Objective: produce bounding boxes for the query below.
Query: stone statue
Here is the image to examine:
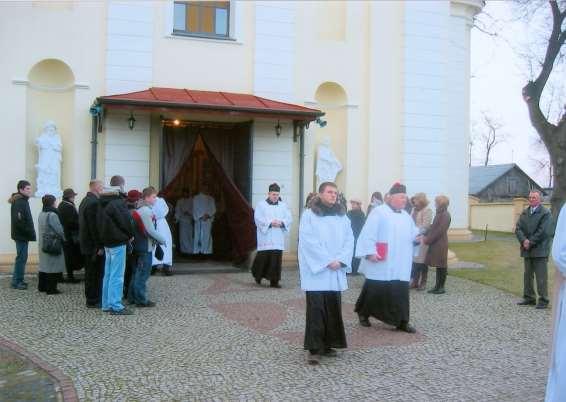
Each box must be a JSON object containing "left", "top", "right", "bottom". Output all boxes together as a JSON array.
[
  {"left": 316, "top": 137, "right": 342, "bottom": 185},
  {"left": 35, "top": 121, "right": 62, "bottom": 198}
]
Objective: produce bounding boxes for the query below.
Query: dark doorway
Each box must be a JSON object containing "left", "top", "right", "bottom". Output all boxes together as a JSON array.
[{"left": 160, "top": 122, "right": 256, "bottom": 264}]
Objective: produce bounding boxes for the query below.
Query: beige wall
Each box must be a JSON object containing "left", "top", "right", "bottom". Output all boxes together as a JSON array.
[
  {"left": 469, "top": 197, "right": 551, "bottom": 233},
  {"left": 0, "top": 2, "right": 106, "bottom": 261}
]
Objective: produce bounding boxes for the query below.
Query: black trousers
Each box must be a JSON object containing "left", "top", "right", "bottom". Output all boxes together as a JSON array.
[
  {"left": 84, "top": 253, "right": 105, "bottom": 306},
  {"left": 38, "top": 272, "right": 59, "bottom": 294}
]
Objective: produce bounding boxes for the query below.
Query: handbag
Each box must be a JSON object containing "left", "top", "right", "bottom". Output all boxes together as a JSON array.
[
  {"left": 155, "top": 243, "right": 164, "bottom": 261},
  {"left": 42, "top": 213, "right": 62, "bottom": 255}
]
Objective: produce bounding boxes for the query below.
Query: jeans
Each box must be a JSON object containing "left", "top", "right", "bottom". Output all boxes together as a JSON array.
[
  {"left": 102, "top": 245, "right": 126, "bottom": 312},
  {"left": 128, "top": 252, "right": 152, "bottom": 305},
  {"left": 12, "top": 240, "right": 29, "bottom": 286}
]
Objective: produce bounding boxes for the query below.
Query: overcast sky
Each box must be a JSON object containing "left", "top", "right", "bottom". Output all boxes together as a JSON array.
[{"left": 470, "top": 0, "right": 560, "bottom": 187}]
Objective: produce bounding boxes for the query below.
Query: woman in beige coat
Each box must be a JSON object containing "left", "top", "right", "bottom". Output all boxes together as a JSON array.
[{"left": 410, "top": 193, "right": 433, "bottom": 290}]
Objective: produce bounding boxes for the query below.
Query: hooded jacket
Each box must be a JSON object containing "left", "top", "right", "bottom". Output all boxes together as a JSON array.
[
  {"left": 9, "top": 192, "right": 36, "bottom": 242},
  {"left": 98, "top": 190, "right": 134, "bottom": 248}
]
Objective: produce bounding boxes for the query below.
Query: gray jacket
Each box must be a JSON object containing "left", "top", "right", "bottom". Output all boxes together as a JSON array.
[
  {"left": 137, "top": 205, "right": 166, "bottom": 253},
  {"left": 515, "top": 205, "right": 552, "bottom": 258},
  {"left": 37, "top": 211, "right": 66, "bottom": 273}
]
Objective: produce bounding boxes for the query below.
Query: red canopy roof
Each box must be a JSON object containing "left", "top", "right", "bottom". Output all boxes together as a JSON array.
[{"left": 97, "top": 87, "right": 323, "bottom": 121}]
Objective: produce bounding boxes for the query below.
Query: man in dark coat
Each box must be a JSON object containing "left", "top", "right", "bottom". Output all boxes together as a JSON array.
[
  {"left": 58, "top": 188, "right": 83, "bottom": 283},
  {"left": 424, "top": 196, "right": 451, "bottom": 294},
  {"left": 347, "top": 198, "right": 366, "bottom": 275},
  {"left": 98, "top": 175, "right": 135, "bottom": 315},
  {"left": 9, "top": 180, "right": 36, "bottom": 290},
  {"left": 79, "top": 180, "right": 104, "bottom": 307},
  {"left": 515, "top": 190, "right": 552, "bottom": 309}
]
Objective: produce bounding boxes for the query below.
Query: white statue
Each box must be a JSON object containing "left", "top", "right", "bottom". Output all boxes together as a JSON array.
[
  {"left": 316, "top": 137, "right": 342, "bottom": 185},
  {"left": 35, "top": 121, "right": 62, "bottom": 198}
]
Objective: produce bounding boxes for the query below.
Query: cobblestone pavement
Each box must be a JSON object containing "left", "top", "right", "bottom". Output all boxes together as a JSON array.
[
  {"left": 0, "top": 268, "right": 551, "bottom": 401},
  {"left": 0, "top": 345, "right": 60, "bottom": 401}
]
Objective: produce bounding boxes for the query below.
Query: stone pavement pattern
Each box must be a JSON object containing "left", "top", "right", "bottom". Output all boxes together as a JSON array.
[
  {"left": 0, "top": 269, "right": 551, "bottom": 401},
  {"left": 0, "top": 346, "right": 60, "bottom": 401}
]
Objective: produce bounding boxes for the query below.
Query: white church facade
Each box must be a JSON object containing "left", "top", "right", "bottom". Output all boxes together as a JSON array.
[{"left": 0, "top": 0, "right": 483, "bottom": 262}]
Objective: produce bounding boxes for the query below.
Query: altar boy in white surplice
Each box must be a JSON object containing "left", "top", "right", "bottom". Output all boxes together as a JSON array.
[
  {"left": 192, "top": 187, "right": 216, "bottom": 255},
  {"left": 251, "top": 183, "right": 292, "bottom": 288},
  {"left": 545, "top": 204, "right": 566, "bottom": 402},
  {"left": 299, "top": 182, "right": 354, "bottom": 366}
]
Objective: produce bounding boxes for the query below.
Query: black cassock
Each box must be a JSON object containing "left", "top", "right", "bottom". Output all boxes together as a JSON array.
[
  {"left": 304, "top": 291, "right": 347, "bottom": 352},
  {"left": 251, "top": 250, "right": 283, "bottom": 283},
  {"left": 354, "top": 279, "right": 410, "bottom": 327}
]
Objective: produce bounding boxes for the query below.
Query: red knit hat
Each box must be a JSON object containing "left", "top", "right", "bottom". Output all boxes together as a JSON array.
[{"left": 127, "top": 189, "right": 142, "bottom": 203}]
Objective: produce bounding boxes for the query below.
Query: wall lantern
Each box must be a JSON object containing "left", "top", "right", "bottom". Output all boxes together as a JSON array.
[
  {"left": 173, "top": 119, "right": 180, "bottom": 126},
  {"left": 316, "top": 117, "right": 327, "bottom": 128},
  {"left": 128, "top": 113, "right": 136, "bottom": 130},
  {"left": 275, "top": 120, "right": 282, "bottom": 137}
]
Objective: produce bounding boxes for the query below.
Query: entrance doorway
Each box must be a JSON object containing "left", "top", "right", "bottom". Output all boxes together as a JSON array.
[{"left": 160, "top": 121, "right": 256, "bottom": 265}]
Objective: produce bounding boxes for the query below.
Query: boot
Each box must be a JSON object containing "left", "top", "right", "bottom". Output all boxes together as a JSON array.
[
  {"left": 427, "top": 269, "right": 440, "bottom": 294},
  {"left": 431, "top": 268, "right": 447, "bottom": 294},
  {"left": 417, "top": 266, "right": 428, "bottom": 291}
]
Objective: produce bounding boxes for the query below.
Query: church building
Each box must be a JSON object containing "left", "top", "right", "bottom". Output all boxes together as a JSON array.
[{"left": 0, "top": 0, "right": 483, "bottom": 263}]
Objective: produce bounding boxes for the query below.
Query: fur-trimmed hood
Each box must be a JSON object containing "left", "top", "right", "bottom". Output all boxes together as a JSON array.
[
  {"left": 307, "top": 195, "right": 347, "bottom": 217},
  {"left": 8, "top": 192, "right": 25, "bottom": 204}
]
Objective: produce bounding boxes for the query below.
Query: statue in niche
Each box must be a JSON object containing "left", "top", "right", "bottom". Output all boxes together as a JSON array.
[
  {"left": 316, "top": 136, "right": 342, "bottom": 186},
  {"left": 35, "top": 120, "right": 62, "bottom": 198}
]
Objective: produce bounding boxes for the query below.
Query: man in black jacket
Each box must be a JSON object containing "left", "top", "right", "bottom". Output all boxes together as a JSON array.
[
  {"left": 58, "top": 188, "right": 82, "bottom": 283},
  {"left": 515, "top": 190, "right": 552, "bottom": 309},
  {"left": 98, "top": 175, "right": 135, "bottom": 315},
  {"left": 79, "top": 180, "right": 104, "bottom": 307},
  {"left": 9, "top": 180, "right": 36, "bottom": 290}
]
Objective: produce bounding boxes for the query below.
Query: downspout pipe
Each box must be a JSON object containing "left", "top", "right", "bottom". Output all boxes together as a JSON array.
[
  {"left": 89, "top": 104, "right": 102, "bottom": 180},
  {"left": 298, "top": 123, "right": 305, "bottom": 217}
]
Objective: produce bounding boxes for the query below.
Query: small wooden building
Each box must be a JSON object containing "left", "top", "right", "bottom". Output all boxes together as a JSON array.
[{"left": 469, "top": 164, "right": 545, "bottom": 202}]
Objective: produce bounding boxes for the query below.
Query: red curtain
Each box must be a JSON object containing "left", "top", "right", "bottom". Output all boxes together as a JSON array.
[{"left": 161, "top": 134, "right": 256, "bottom": 260}]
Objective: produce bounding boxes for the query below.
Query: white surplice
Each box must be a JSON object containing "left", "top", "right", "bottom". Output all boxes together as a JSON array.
[
  {"left": 152, "top": 197, "right": 173, "bottom": 266},
  {"left": 298, "top": 209, "right": 354, "bottom": 291},
  {"left": 546, "top": 204, "right": 566, "bottom": 402},
  {"left": 255, "top": 200, "right": 292, "bottom": 251},
  {"left": 175, "top": 197, "right": 194, "bottom": 254},
  {"left": 192, "top": 193, "right": 216, "bottom": 254},
  {"left": 355, "top": 204, "right": 420, "bottom": 282}
]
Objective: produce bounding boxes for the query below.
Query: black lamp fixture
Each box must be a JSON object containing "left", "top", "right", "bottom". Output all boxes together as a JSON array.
[
  {"left": 316, "top": 117, "right": 327, "bottom": 128},
  {"left": 128, "top": 112, "right": 136, "bottom": 130},
  {"left": 275, "top": 120, "right": 282, "bottom": 137}
]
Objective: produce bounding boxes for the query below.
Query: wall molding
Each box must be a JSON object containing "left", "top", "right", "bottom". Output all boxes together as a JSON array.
[{"left": 12, "top": 79, "right": 89, "bottom": 92}]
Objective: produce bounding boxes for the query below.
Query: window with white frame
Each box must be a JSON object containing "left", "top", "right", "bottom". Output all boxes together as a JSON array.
[{"left": 173, "top": 1, "right": 230, "bottom": 39}]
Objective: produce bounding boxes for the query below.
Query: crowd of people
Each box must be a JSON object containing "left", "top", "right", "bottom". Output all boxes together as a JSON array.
[{"left": 9, "top": 177, "right": 171, "bottom": 315}]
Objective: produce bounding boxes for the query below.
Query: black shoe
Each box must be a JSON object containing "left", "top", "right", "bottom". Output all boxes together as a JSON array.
[
  {"left": 427, "top": 287, "right": 439, "bottom": 294},
  {"left": 307, "top": 353, "right": 321, "bottom": 365},
  {"left": 86, "top": 303, "right": 101, "bottom": 309},
  {"left": 430, "top": 288, "right": 446, "bottom": 295},
  {"left": 536, "top": 302, "right": 549, "bottom": 310},
  {"left": 324, "top": 348, "right": 338, "bottom": 357},
  {"left": 164, "top": 268, "right": 173, "bottom": 276},
  {"left": 270, "top": 283, "right": 281, "bottom": 288},
  {"left": 359, "top": 315, "right": 371, "bottom": 327},
  {"left": 46, "top": 290, "right": 62, "bottom": 295},
  {"left": 110, "top": 308, "right": 134, "bottom": 315},
  {"left": 11, "top": 283, "right": 27, "bottom": 290},
  {"left": 136, "top": 301, "right": 156, "bottom": 308},
  {"left": 517, "top": 299, "right": 536, "bottom": 306},
  {"left": 397, "top": 323, "right": 416, "bottom": 333}
]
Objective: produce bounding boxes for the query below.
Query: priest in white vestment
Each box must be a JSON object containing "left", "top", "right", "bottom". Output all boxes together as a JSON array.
[
  {"left": 545, "top": 204, "right": 566, "bottom": 402},
  {"left": 252, "top": 183, "right": 292, "bottom": 288},
  {"left": 152, "top": 197, "right": 174, "bottom": 275},
  {"left": 299, "top": 182, "right": 354, "bottom": 365},
  {"left": 192, "top": 190, "right": 216, "bottom": 254},
  {"left": 355, "top": 182, "right": 420, "bottom": 333},
  {"left": 175, "top": 193, "right": 194, "bottom": 255}
]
